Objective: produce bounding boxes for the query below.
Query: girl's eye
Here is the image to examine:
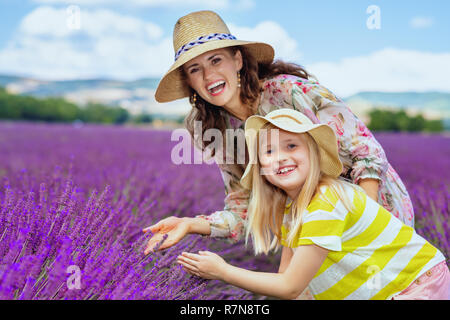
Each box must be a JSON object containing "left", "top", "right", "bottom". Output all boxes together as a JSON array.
[
  {"left": 266, "top": 149, "right": 272, "bottom": 155},
  {"left": 288, "top": 144, "right": 296, "bottom": 149},
  {"left": 189, "top": 68, "right": 199, "bottom": 74},
  {"left": 212, "top": 58, "right": 221, "bottom": 64}
]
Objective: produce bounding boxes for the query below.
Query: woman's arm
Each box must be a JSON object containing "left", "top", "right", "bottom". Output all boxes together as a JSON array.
[
  {"left": 194, "top": 161, "right": 251, "bottom": 243},
  {"left": 358, "top": 178, "right": 380, "bottom": 202},
  {"left": 315, "top": 103, "right": 387, "bottom": 193},
  {"left": 186, "top": 217, "right": 211, "bottom": 235},
  {"left": 317, "top": 101, "right": 386, "bottom": 196}
]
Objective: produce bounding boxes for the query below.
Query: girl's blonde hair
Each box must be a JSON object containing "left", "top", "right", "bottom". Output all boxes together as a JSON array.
[{"left": 244, "top": 122, "right": 364, "bottom": 255}]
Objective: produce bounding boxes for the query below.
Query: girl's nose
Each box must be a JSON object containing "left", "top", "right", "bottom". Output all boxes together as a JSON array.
[{"left": 276, "top": 150, "right": 289, "bottom": 163}]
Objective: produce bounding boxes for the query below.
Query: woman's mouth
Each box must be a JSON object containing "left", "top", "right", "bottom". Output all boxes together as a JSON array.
[
  {"left": 207, "top": 80, "right": 226, "bottom": 96},
  {"left": 276, "top": 166, "right": 297, "bottom": 176}
]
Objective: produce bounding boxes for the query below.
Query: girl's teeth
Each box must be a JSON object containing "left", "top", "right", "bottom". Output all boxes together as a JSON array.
[{"left": 278, "top": 167, "right": 295, "bottom": 174}]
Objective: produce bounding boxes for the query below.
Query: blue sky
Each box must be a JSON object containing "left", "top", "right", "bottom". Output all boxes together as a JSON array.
[{"left": 0, "top": 0, "right": 449, "bottom": 96}]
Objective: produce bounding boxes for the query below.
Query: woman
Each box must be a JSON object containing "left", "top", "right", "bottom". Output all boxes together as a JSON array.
[{"left": 143, "top": 10, "right": 414, "bottom": 255}]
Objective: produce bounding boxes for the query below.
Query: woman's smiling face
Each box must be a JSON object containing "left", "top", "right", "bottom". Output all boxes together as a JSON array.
[
  {"left": 258, "top": 129, "right": 310, "bottom": 198},
  {"left": 182, "top": 48, "right": 242, "bottom": 107}
]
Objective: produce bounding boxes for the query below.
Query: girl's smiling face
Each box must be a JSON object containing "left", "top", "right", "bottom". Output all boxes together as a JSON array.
[
  {"left": 258, "top": 128, "right": 310, "bottom": 199},
  {"left": 182, "top": 48, "right": 242, "bottom": 107}
]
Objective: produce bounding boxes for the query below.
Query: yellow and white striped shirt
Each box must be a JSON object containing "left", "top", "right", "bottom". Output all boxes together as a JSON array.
[{"left": 281, "top": 183, "right": 446, "bottom": 300}]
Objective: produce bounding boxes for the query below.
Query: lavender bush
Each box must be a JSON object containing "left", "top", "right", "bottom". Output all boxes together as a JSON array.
[
  {"left": 375, "top": 132, "right": 449, "bottom": 259},
  {"left": 0, "top": 122, "right": 448, "bottom": 300},
  {"left": 0, "top": 121, "right": 277, "bottom": 300}
]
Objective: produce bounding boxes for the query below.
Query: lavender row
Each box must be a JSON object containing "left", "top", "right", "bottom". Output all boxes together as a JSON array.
[{"left": 0, "top": 122, "right": 448, "bottom": 299}]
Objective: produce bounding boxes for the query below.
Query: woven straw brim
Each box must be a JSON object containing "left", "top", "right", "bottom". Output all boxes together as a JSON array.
[
  {"left": 240, "top": 116, "right": 343, "bottom": 190},
  {"left": 155, "top": 40, "right": 274, "bottom": 103}
]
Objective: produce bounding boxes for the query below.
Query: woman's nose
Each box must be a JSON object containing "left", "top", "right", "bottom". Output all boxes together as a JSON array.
[{"left": 203, "top": 66, "right": 214, "bottom": 81}]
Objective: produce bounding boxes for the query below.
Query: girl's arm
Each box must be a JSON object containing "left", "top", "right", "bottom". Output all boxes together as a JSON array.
[
  {"left": 178, "top": 244, "right": 328, "bottom": 300},
  {"left": 278, "top": 246, "right": 314, "bottom": 300},
  {"left": 224, "top": 244, "right": 327, "bottom": 300},
  {"left": 278, "top": 245, "right": 293, "bottom": 273}
]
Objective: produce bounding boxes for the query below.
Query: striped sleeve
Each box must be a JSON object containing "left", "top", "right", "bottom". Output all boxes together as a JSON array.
[
  {"left": 297, "top": 188, "right": 349, "bottom": 251},
  {"left": 298, "top": 212, "right": 346, "bottom": 251}
]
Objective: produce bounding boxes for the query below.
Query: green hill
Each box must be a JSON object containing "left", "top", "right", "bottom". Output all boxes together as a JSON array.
[{"left": 345, "top": 91, "right": 450, "bottom": 111}]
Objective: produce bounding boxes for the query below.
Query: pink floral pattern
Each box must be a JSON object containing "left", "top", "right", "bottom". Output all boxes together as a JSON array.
[
  {"left": 196, "top": 74, "right": 415, "bottom": 244},
  {"left": 327, "top": 114, "right": 345, "bottom": 137},
  {"left": 357, "top": 121, "right": 373, "bottom": 138}
]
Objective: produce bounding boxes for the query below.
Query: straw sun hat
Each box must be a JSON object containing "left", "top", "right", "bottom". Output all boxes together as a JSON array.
[
  {"left": 240, "top": 108, "right": 343, "bottom": 190},
  {"left": 155, "top": 10, "right": 275, "bottom": 103}
]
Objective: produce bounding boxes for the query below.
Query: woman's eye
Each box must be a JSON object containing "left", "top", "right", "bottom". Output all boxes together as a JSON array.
[
  {"left": 288, "top": 144, "right": 296, "bottom": 149},
  {"left": 266, "top": 149, "right": 272, "bottom": 154},
  {"left": 189, "top": 68, "right": 198, "bottom": 74},
  {"left": 212, "top": 58, "right": 221, "bottom": 64}
]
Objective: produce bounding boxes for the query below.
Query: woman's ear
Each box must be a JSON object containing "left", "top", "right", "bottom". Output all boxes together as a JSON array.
[
  {"left": 181, "top": 66, "right": 192, "bottom": 87},
  {"left": 234, "top": 49, "right": 243, "bottom": 72}
]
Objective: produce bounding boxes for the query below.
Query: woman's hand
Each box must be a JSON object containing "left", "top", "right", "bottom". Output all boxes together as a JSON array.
[
  {"left": 142, "top": 216, "right": 190, "bottom": 255},
  {"left": 358, "top": 178, "right": 380, "bottom": 202},
  {"left": 177, "top": 251, "right": 228, "bottom": 281}
]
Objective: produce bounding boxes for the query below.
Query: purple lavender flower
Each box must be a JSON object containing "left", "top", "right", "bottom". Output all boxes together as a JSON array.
[{"left": 0, "top": 122, "right": 447, "bottom": 300}]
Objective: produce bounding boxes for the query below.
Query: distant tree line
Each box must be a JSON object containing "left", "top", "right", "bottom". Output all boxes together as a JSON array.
[
  {"left": 132, "top": 113, "right": 185, "bottom": 125},
  {"left": 0, "top": 87, "right": 129, "bottom": 124},
  {"left": 1, "top": 87, "right": 443, "bottom": 131},
  {"left": 368, "top": 109, "right": 443, "bottom": 132},
  {"left": 0, "top": 87, "right": 187, "bottom": 125}
]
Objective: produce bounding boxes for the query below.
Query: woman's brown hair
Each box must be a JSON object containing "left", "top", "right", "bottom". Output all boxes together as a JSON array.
[{"left": 183, "top": 46, "right": 310, "bottom": 163}]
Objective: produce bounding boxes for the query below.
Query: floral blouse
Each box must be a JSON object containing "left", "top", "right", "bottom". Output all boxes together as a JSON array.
[{"left": 195, "top": 74, "right": 415, "bottom": 244}]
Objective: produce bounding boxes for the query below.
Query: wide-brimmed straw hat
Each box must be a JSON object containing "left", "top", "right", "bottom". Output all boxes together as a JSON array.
[
  {"left": 155, "top": 10, "right": 275, "bottom": 103},
  {"left": 240, "top": 108, "right": 343, "bottom": 190}
]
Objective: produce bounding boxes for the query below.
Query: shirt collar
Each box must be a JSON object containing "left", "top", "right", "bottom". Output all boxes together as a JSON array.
[{"left": 285, "top": 196, "right": 293, "bottom": 210}]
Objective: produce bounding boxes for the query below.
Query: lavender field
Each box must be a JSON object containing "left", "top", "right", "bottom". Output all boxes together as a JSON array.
[{"left": 0, "top": 121, "right": 448, "bottom": 300}]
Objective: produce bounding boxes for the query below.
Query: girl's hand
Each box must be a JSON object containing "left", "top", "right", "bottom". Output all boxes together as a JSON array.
[
  {"left": 142, "top": 216, "right": 190, "bottom": 255},
  {"left": 177, "top": 251, "right": 228, "bottom": 280}
]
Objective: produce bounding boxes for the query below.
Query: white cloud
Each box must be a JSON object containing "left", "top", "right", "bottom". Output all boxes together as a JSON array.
[
  {"left": 31, "top": 0, "right": 236, "bottom": 9},
  {"left": 0, "top": 6, "right": 172, "bottom": 80},
  {"left": 0, "top": 7, "right": 298, "bottom": 81},
  {"left": 235, "top": 0, "right": 255, "bottom": 10},
  {"left": 306, "top": 48, "right": 450, "bottom": 97},
  {"left": 409, "top": 16, "right": 434, "bottom": 29},
  {"left": 19, "top": 6, "right": 163, "bottom": 39},
  {"left": 228, "top": 21, "right": 302, "bottom": 62}
]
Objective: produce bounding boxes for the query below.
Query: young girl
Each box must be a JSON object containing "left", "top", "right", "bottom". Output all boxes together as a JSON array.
[{"left": 176, "top": 108, "right": 449, "bottom": 300}]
